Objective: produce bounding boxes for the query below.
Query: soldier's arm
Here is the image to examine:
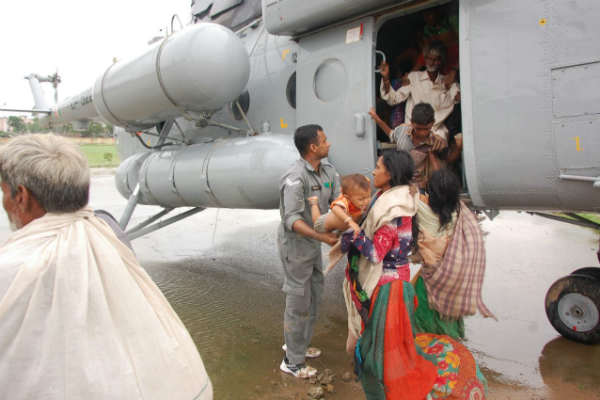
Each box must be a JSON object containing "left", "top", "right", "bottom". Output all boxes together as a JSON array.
[
  {"left": 281, "top": 175, "right": 305, "bottom": 232},
  {"left": 282, "top": 175, "right": 336, "bottom": 245},
  {"left": 330, "top": 171, "right": 342, "bottom": 203},
  {"left": 292, "top": 220, "right": 337, "bottom": 246}
]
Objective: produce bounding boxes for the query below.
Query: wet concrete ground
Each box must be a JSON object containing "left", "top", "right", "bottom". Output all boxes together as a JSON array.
[{"left": 1, "top": 171, "right": 599, "bottom": 399}]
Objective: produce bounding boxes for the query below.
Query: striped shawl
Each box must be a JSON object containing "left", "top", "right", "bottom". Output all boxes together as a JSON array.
[{"left": 422, "top": 201, "right": 495, "bottom": 319}]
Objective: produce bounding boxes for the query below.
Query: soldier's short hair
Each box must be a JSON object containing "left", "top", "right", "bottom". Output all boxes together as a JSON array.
[{"left": 294, "top": 124, "right": 323, "bottom": 156}]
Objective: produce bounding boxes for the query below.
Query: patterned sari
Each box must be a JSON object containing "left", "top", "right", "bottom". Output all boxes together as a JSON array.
[
  {"left": 343, "top": 189, "right": 487, "bottom": 399},
  {"left": 356, "top": 280, "right": 488, "bottom": 400}
]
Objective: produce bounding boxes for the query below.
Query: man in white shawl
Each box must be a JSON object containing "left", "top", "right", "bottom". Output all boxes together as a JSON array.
[{"left": 0, "top": 134, "right": 212, "bottom": 400}]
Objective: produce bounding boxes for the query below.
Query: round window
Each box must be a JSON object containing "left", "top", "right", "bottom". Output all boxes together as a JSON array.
[{"left": 286, "top": 72, "right": 296, "bottom": 109}]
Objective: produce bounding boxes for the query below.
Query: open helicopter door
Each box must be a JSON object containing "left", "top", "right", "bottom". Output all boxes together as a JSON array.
[{"left": 296, "top": 18, "right": 377, "bottom": 177}]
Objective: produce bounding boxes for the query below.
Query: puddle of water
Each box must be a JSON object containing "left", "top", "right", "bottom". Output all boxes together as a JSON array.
[
  {"left": 143, "top": 254, "right": 357, "bottom": 400},
  {"left": 539, "top": 337, "right": 600, "bottom": 392}
]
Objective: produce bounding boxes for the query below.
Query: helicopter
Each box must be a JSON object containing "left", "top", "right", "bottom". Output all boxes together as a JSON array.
[{"left": 3, "top": 0, "right": 600, "bottom": 344}]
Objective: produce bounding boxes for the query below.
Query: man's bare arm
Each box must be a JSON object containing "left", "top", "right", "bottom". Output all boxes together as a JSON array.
[
  {"left": 428, "top": 150, "right": 443, "bottom": 172},
  {"left": 368, "top": 108, "right": 392, "bottom": 136},
  {"left": 380, "top": 62, "right": 391, "bottom": 93},
  {"left": 446, "top": 134, "right": 463, "bottom": 164}
]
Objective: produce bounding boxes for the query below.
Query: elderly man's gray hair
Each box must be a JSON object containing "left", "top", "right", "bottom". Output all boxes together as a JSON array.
[{"left": 0, "top": 134, "right": 90, "bottom": 212}]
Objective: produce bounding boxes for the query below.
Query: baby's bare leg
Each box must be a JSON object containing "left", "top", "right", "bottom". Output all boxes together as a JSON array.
[{"left": 323, "top": 212, "right": 349, "bottom": 232}]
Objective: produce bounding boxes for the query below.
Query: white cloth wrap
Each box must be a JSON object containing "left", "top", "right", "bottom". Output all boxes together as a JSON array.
[
  {"left": 0, "top": 208, "right": 212, "bottom": 400},
  {"left": 343, "top": 186, "right": 418, "bottom": 339}
]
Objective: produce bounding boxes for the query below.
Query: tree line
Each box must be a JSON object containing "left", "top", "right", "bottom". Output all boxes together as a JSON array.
[{"left": 2, "top": 116, "right": 113, "bottom": 138}]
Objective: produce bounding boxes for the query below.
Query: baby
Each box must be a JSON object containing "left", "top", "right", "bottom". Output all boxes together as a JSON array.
[{"left": 309, "top": 174, "right": 371, "bottom": 236}]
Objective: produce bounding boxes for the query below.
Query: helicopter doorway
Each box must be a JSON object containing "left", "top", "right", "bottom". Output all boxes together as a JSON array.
[{"left": 374, "top": 1, "right": 464, "bottom": 182}]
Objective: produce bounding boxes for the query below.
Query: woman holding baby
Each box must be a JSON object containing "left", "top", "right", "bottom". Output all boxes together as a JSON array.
[{"left": 340, "top": 150, "right": 488, "bottom": 400}]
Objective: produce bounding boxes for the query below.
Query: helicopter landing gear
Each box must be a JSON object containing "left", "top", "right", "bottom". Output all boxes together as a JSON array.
[{"left": 545, "top": 268, "right": 600, "bottom": 344}]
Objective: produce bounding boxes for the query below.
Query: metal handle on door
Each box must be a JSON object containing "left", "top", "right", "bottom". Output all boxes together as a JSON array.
[
  {"left": 354, "top": 113, "right": 366, "bottom": 138},
  {"left": 559, "top": 174, "right": 600, "bottom": 188}
]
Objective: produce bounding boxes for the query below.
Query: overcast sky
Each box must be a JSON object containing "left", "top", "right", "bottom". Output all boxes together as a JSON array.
[{"left": 1, "top": 0, "right": 190, "bottom": 115}]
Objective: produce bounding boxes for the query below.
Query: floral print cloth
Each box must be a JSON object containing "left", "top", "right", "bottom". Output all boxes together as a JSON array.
[
  {"left": 416, "top": 333, "right": 488, "bottom": 399},
  {"left": 341, "top": 216, "right": 413, "bottom": 284}
]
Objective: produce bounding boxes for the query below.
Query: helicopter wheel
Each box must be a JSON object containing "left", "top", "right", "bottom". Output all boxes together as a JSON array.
[
  {"left": 570, "top": 267, "right": 600, "bottom": 281},
  {"left": 545, "top": 274, "right": 600, "bottom": 344}
]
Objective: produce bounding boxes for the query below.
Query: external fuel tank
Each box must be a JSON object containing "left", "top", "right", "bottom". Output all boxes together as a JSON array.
[
  {"left": 115, "top": 134, "right": 298, "bottom": 209},
  {"left": 54, "top": 22, "right": 250, "bottom": 130}
]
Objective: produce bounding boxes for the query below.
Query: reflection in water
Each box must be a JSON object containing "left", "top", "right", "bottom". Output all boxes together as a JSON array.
[
  {"left": 144, "top": 259, "right": 286, "bottom": 400},
  {"left": 539, "top": 337, "right": 600, "bottom": 392},
  {"left": 142, "top": 256, "right": 351, "bottom": 400}
]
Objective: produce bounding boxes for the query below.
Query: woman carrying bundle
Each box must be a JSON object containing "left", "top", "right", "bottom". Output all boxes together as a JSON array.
[
  {"left": 412, "top": 169, "right": 494, "bottom": 339},
  {"left": 341, "top": 154, "right": 488, "bottom": 400}
]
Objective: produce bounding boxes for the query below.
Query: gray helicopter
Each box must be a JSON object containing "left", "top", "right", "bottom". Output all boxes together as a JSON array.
[{"left": 7, "top": 0, "right": 600, "bottom": 344}]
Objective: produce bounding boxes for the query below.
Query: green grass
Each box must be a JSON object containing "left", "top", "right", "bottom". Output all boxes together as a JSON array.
[
  {"left": 578, "top": 213, "right": 600, "bottom": 225},
  {"left": 556, "top": 212, "right": 600, "bottom": 231},
  {"left": 79, "top": 144, "right": 120, "bottom": 168}
]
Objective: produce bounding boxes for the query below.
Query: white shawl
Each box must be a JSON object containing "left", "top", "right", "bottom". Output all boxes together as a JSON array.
[
  {"left": 343, "top": 186, "right": 418, "bottom": 338},
  {"left": 0, "top": 208, "right": 212, "bottom": 400}
]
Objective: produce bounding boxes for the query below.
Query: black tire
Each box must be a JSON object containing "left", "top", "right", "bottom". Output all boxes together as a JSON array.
[
  {"left": 545, "top": 275, "right": 600, "bottom": 344},
  {"left": 571, "top": 267, "right": 600, "bottom": 281}
]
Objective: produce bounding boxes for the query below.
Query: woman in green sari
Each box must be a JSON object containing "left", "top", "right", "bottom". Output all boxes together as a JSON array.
[{"left": 412, "top": 169, "right": 464, "bottom": 339}]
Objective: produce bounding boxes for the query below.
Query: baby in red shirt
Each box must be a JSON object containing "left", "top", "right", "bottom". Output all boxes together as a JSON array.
[{"left": 308, "top": 174, "right": 371, "bottom": 236}]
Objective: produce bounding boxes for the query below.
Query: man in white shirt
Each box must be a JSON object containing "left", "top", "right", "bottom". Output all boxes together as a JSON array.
[{"left": 380, "top": 41, "right": 460, "bottom": 141}]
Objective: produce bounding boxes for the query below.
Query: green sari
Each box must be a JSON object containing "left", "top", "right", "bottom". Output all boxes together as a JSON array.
[
  {"left": 414, "top": 276, "right": 465, "bottom": 340},
  {"left": 414, "top": 199, "right": 464, "bottom": 339}
]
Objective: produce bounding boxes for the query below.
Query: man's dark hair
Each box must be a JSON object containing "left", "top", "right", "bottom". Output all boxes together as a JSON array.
[
  {"left": 412, "top": 102, "right": 435, "bottom": 125},
  {"left": 381, "top": 150, "right": 414, "bottom": 187},
  {"left": 294, "top": 124, "right": 322, "bottom": 156},
  {"left": 427, "top": 168, "right": 461, "bottom": 229}
]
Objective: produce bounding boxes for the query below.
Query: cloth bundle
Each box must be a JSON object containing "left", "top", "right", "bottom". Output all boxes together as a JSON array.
[
  {"left": 422, "top": 202, "right": 495, "bottom": 319},
  {"left": 0, "top": 208, "right": 212, "bottom": 400}
]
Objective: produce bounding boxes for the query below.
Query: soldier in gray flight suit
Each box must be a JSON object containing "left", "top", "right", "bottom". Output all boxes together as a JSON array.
[{"left": 278, "top": 124, "right": 340, "bottom": 378}]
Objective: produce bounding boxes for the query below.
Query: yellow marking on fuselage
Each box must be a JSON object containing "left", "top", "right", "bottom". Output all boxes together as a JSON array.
[
  {"left": 281, "top": 49, "right": 290, "bottom": 61},
  {"left": 574, "top": 136, "right": 582, "bottom": 152},
  {"left": 280, "top": 118, "right": 288, "bottom": 129}
]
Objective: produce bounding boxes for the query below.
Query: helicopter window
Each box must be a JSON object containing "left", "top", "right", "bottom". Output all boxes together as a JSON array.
[
  {"left": 231, "top": 90, "right": 250, "bottom": 120},
  {"left": 286, "top": 72, "right": 296, "bottom": 109}
]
